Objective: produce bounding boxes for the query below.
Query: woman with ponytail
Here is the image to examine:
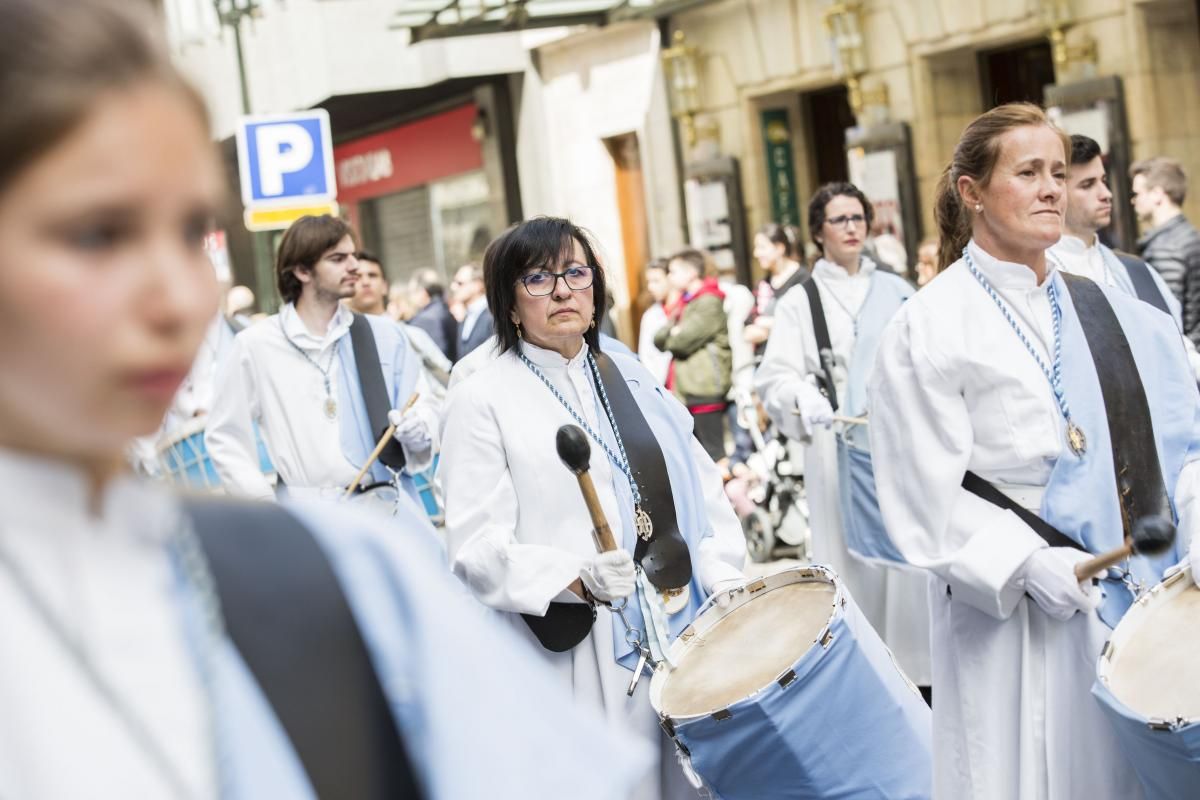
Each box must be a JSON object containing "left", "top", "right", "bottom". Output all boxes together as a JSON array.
[{"left": 867, "top": 102, "right": 1200, "bottom": 798}]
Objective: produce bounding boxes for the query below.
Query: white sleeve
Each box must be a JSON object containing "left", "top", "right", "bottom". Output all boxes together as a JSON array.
[
  {"left": 868, "top": 314, "right": 1046, "bottom": 619},
  {"left": 205, "top": 337, "right": 275, "bottom": 501},
  {"left": 440, "top": 384, "right": 589, "bottom": 615},
  {"left": 753, "top": 293, "right": 827, "bottom": 442}
]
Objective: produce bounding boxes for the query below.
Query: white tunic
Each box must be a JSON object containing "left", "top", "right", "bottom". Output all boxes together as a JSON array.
[
  {"left": 754, "top": 258, "right": 932, "bottom": 685},
  {"left": 206, "top": 304, "right": 437, "bottom": 500},
  {"left": 1049, "top": 234, "right": 1200, "bottom": 377},
  {"left": 440, "top": 341, "right": 746, "bottom": 800},
  {"left": 868, "top": 240, "right": 1200, "bottom": 799},
  {"left": 0, "top": 451, "right": 212, "bottom": 800},
  {"left": 637, "top": 304, "right": 671, "bottom": 386}
]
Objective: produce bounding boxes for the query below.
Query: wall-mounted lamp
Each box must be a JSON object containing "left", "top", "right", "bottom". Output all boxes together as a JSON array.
[
  {"left": 662, "top": 30, "right": 702, "bottom": 149},
  {"left": 1040, "top": 0, "right": 1097, "bottom": 73},
  {"left": 823, "top": 0, "right": 888, "bottom": 120}
]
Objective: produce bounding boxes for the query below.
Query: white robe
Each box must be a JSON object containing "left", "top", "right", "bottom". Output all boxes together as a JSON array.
[
  {"left": 0, "top": 448, "right": 649, "bottom": 799},
  {"left": 754, "top": 258, "right": 932, "bottom": 685},
  {"left": 868, "top": 240, "right": 1200, "bottom": 799},
  {"left": 1049, "top": 235, "right": 1200, "bottom": 377},
  {"left": 439, "top": 341, "right": 746, "bottom": 800},
  {"left": 637, "top": 304, "right": 672, "bottom": 386},
  {"left": 206, "top": 304, "right": 438, "bottom": 500}
]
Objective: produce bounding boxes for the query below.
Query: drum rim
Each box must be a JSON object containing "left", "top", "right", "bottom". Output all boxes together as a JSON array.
[
  {"left": 649, "top": 565, "right": 841, "bottom": 722},
  {"left": 1097, "top": 566, "right": 1196, "bottom": 729}
]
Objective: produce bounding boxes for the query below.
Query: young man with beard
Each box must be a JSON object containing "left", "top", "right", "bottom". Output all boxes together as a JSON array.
[{"left": 207, "top": 215, "right": 440, "bottom": 502}]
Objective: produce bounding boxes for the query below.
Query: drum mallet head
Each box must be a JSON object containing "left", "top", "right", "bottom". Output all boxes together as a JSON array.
[
  {"left": 556, "top": 424, "right": 592, "bottom": 475},
  {"left": 1130, "top": 515, "right": 1175, "bottom": 557}
]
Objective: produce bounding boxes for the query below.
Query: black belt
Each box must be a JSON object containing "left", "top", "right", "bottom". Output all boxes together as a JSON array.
[
  {"left": 188, "top": 499, "right": 423, "bottom": 800},
  {"left": 592, "top": 351, "right": 692, "bottom": 591}
]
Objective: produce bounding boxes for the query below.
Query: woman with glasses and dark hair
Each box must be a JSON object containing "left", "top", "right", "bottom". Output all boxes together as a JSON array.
[
  {"left": 440, "top": 217, "right": 747, "bottom": 800},
  {"left": 754, "top": 182, "right": 932, "bottom": 691}
]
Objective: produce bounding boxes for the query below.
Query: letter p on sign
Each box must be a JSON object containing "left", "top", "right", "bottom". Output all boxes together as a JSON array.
[{"left": 236, "top": 110, "right": 336, "bottom": 208}]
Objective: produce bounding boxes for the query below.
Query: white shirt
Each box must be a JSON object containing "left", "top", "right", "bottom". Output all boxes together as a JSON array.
[
  {"left": 0, "top": 451, "right": 212, "bottom": 800},
  {"left": 636, "top": 304, "right": 671, "bottom": 385},
  {"left": 460, "top": 295, "right": 489, "bottom": 341},
  {"left": 755, "top": 257, "right": 876, "bottom": 441},
  {"left": 207, "top": 304, "right": 359, "bottom": 500},
  {"left": 1050, "top": 234, "right": 1200, "bottom": 377}
]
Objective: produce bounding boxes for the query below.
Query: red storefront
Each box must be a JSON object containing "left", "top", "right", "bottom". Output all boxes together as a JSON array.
[{"left": 333, "top": 103, "right": 495, "bottom": 283}]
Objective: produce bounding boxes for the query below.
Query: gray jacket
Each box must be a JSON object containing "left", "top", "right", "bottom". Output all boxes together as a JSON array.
[{"left": 1138, "top": 214, "right": 1200, "bottom": 345}]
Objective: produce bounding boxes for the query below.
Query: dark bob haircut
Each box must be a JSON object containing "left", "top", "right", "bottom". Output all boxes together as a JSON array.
[
  {"left": 807, "top": 182, "right": 874, "bottom": 249},
  {"left": 1069, "top": 134, "right": 1102, "bottom": 167},
  {"left": 483, "top": 216, "right": 608, "bottom": 356}
]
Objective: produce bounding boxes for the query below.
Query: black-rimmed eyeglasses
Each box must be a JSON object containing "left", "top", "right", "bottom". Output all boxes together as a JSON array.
[
  {"left": 825, "top": 214, "right": 866, "bottom": 229},
  {"left": 519, "top": 265, "right": 595, "bottom": 297}
]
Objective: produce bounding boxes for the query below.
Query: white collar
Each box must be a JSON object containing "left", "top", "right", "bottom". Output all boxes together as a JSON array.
[
  {"left": 966, "top": 239, "right": 1058, "bottom": 290},
  {"left": 0, "top": 447, "right": 175, "bottom": 540},
  {"left": 518, "top": 338, "right": 590, "bottom": 371},
  {"left": 280, "top": 302, "right": 354, "bottom": 348},
  {"left": 813, "top": 256, "right": 876, "bottom": 282},
  {"left": 1055, "top": 234, "right": 1102, "bottom": 257}
]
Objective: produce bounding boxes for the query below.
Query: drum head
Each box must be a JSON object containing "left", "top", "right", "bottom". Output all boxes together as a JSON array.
[
  {"left": 1105, "top": 569, "right": 1200, "bottom": 721},
  {"left": 657, "top": 569, "right": 835, "bottom": 718}
]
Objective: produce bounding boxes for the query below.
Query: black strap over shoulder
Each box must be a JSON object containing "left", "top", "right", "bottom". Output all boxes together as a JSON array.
[
  {"left": 592, "top": 351, "right": 693, "bottom": 591},
  {"left": 349, "top": 313, "right": 406, "bottom": 470},
  {"left": 1060, "top": 273, "right": 1173, "bottom": 534},
  {"left": 802, "top": 279, "right": 840, "bottom": 411},
  {"left": 961, "top": 471, "right": 1084, "bottom": 551},
  {"left": 1114, "top": 251, "right": 1172, "bottom": 316},
  {"left": 185, "top": 499, "right": 423, "bottom": 800}
]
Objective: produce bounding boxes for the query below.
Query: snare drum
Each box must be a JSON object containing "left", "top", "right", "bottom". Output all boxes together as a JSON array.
[
  {"left": 650, "top": 565, "right": 931, "bottom": 800},
  {"left": 1093, "top": 567, "right": 1200, "bottom": 800},
  {"left": 158, "top": 418, "right": 220, "bottom": 488},
  {"left": 158, "top": 419, "right": 276, "bottom": 490}
]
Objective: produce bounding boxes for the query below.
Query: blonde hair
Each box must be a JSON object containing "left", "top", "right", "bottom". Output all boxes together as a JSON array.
[{"left": 933, "top": 103, "right": 1069, "bottom": 270}]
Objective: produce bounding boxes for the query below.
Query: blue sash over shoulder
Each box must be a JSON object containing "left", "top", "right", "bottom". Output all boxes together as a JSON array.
[{"left": 1041, "top": 272, "right": 1200, "bottom": 627}]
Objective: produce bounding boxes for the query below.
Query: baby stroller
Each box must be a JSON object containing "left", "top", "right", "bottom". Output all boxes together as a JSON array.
[{"left": 724, "top": 390, "right": 811, "bottom": 562}]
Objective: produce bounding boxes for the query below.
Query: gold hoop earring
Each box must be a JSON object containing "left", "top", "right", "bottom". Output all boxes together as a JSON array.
[{"left": 589, "top": 318, "right": 597, "bottom": 330}]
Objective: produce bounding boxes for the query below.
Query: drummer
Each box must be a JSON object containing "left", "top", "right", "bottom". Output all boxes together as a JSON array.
[
  {"left": 206, "top": 214, "right": 441, "bottom": 505},
  {"left": 754, "top": 182, "right": 932, "bottom": 690},
  {"left": 867, "top": 102, "right": 1200, "bottom": 798},
  {"left": 0, "top": 1, "right": 646, "bottom": 797},
  {"left": 439, "top": 217, "right": 748, "bottom": 799}
]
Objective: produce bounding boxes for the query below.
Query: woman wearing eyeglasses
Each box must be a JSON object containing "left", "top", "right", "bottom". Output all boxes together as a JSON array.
[
  {"left": 754, "top": 182, "right": 932, "bottom": 691},
  {"left": 440, "top": 217, "right": 747, "bottom": 800}
]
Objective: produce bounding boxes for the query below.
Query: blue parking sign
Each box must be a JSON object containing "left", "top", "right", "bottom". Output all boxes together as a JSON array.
[{"left": 236, "top": 110, "right": 336, "bottom": 208}]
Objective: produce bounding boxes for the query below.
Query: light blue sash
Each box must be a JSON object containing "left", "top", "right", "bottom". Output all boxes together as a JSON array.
[
  {"left": 1040, "top": 272, "right": 1200, "bottom": 626},
  {"left": 336, "top": 316, "right": 422, "bottom": 502},
  {"left": 833, "top": 272, "right": 913, "bottom": 564}
]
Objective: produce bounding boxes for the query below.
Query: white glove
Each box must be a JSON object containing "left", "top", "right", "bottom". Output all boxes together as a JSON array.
[
  {"left": 1020, "top": 547, "right": 1102, "bottom": 621},
  {"left": 389, "top": 408, "right": 431, "bottom": 452},
  {"left": 796, "top": 392, "right": 834, "bottom": 435},
  {"left": 710, "top": 577, "right": 748, "bottom": 609},
  {"left": 580, "top": 550, "right": 637, "bottom": 602}
]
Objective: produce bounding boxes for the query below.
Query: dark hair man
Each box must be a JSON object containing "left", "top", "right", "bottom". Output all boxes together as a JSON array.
[
  {"left": 408, "top": 268, "right": 458, "bottom": 361},
  {"left": 1131, "top": 156, "right": 1200, "bottom": 346},
  {"left": 206, "top": 215, "right": 440, "bottom": 504},
  {"left": 349, "top": 249, "right": 389, "bottom": 316},
  {"left": 452, "top": 263, "right": 492, "bottom": 360}
]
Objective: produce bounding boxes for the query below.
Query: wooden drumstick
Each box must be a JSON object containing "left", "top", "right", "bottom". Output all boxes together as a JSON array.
[
  {"left": 555, "top": 424, "right": 618, "bottom": 553},
  {"left": 1073, "top": 515, "right": 1176, "bottom": 581},
  {"left": 343, "top": 392, "right": 420, "bottom": 498}
]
